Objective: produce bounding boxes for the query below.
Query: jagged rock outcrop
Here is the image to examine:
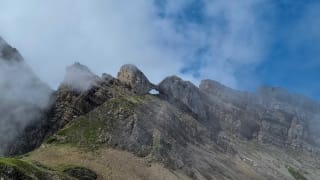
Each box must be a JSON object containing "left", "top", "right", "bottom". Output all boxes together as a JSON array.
[
  {"left": 5, "top": 63, "right": 137, "bottom": 156},
  {"left": 49, "top": 63, "right": 137, "bottom": 130},
  {"left": 159, "top": 76, "right": 210, "bottom": 122},
  {"left": 117, "top": 64, "right": 154, "bottom": 95}
]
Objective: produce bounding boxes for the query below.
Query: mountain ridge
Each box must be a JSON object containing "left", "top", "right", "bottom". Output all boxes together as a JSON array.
[{"left": 0, "top": 37, "right": 319, "bottom": 179}]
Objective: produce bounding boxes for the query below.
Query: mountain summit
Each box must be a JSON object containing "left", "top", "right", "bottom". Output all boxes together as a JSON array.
[{"left": 0, "top": 38, "right": 319, "bottom": 180}]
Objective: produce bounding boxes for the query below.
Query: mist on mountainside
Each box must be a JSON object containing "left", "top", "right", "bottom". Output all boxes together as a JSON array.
[{"left": 0, "top": 38, "right": 53, "bottom": 155}]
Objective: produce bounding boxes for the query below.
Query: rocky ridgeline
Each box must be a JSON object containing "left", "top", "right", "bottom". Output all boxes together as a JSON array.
[
  {"left": 2, "top": 44, "right": 320, "bottom": 155},
  {"left": 1, "top": 36, "right": 320, "bottom": 179}
]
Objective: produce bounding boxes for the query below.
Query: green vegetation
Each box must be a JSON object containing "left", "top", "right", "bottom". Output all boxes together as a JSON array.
[
  {"left": 287, "top": 166, "right": 308, "bottom": 180},
  {"left": 0, "top": 158, "right": 54, "bottom": 179},
  {"left": 0, "top": 157, "right": 99, "bottom": 179},
  {"left": 46, "top": 136, "right": 58, "bottom": 144},
  {"left": 47, "top": 96, "right": 144, "bottom": 150}
]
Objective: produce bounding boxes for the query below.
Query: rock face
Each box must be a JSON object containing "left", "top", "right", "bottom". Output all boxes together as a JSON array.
[
  {"left": 117, "top": 64, "right": 154, "bottom": 95},
  {"left": 199, "top": 79, "right": 320, "bottom": 149},
  {"left": 158, "top": 76, "right": 207, "bottom": 118},
  {"left": 158, "top": 76, "right": 220, "bottom": 134}
]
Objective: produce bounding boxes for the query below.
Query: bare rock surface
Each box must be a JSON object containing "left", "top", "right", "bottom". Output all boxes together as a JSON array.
[{"left": 117, "top": 64, "right": 154, "bottom": 95}]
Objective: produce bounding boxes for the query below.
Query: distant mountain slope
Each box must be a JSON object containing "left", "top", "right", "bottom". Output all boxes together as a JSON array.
[{"left": 0, "top": 37, "right": 319, "bottom": 179}]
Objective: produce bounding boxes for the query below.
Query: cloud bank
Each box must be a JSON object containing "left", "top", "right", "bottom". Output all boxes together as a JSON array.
[
  {"left": 0, "top": 0, "right": 319, "bottom": 96},
  {"left": 0, "top": 0, "right": 269, "bottom": 89}
]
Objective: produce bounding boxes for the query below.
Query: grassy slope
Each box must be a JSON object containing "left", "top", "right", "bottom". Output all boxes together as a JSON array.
[
  {"left": 0, "top": 157, "right": 72, "bottom": 179},
  {"left": 24, "top": 145, "right": 189, "bottom": 180}
]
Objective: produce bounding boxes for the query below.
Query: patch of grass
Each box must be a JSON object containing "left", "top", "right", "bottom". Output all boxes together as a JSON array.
[
  {"left": 287, "top": 166, "right": 308, "bottom": 180},
  {"left": 46, "top": 136, "right": 58, "bottom": 144},
  {"left": 49, "top": 96, "right": 144, "bottom": 150},
  {"left": 0, "top": 157, "right": 99, "bottom": 179},
  {"left": 0, "top": 158, "right": 51, "bottom": 179},
  {"left": 25, "top": 146, "right": 190, "bottom": 180},
  {"left": 57, "top": 115, "right": 104, "bottom": 147}
]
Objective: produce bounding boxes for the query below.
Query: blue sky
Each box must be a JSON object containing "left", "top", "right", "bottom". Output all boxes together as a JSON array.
[
  {"left": 255, "top": 0, "right": 320, "bottom": 100},
  {"left": 155, "top": 0, "right": 320, "bottom": 100},
  {"left": 0, "top": 0, "right": 319, "bottom": 100}
]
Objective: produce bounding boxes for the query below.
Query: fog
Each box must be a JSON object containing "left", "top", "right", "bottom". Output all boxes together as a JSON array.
[
  {"left": 0, "top": 52, "right": 52, "bottom": 155},
  {"left": 62, "top": 62, "right": 100, "bottom": 92}
]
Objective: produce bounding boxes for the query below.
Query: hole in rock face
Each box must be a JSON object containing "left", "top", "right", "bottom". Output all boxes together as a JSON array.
[{"left": 149, "top": 89, "right": 159, "bottom": 95}]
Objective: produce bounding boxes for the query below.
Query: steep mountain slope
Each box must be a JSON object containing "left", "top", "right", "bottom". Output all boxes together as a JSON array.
[{"left": 0, "top": 37, "right": 320, "bottom": 179}]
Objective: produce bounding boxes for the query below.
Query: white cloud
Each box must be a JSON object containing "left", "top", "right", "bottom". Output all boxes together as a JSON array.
[{"left": 0, "top": 0, "right": 270, "bottom": 89}]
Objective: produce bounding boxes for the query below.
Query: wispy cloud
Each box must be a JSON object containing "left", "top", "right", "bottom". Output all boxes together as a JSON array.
[
  {"left": 0, "top": 0, "right": 319, "bottom": 96},
  {"left": 154, "top": 0, "right": 271, "bottom": 88},
  {"left": 0, "top": 0, "right": 268, "bottom": 89}
]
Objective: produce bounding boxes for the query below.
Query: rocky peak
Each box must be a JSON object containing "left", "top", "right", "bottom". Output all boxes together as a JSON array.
[
  {"left": 0, "top": 37, "right": 23, "bottom": 62},
  {"left": 61, "top": 62, "right": 101, "bottom": 92},
  {"left": 117, "top": 64, "right": 154, "bottom": 95},
  {"left": 158, "top": 76, "right": 197, "bottom": 97},
  {"left": 158, "top": 76, "right": 212, "bottom": 124}
]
